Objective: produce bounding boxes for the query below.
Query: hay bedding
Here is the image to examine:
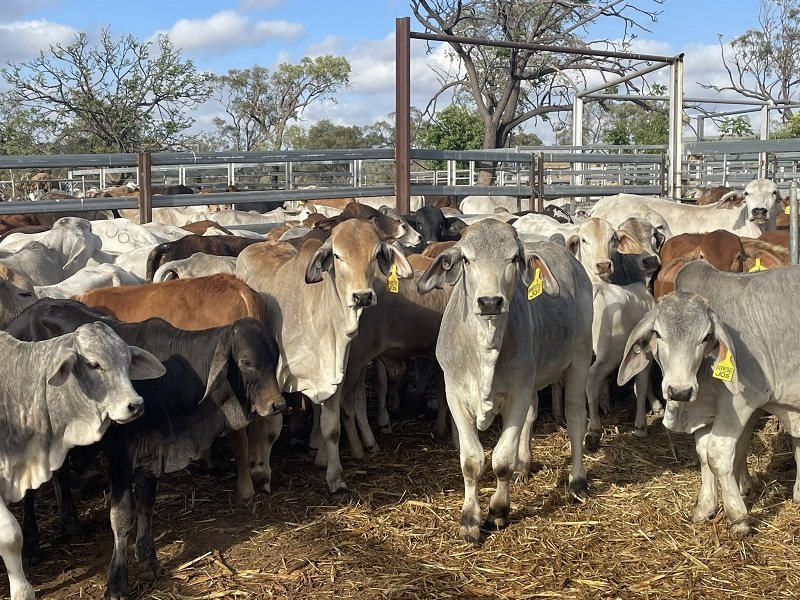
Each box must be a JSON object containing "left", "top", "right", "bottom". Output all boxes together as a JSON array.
[{"left": 3, "top": 401, "right": 800, "bottom": 600}]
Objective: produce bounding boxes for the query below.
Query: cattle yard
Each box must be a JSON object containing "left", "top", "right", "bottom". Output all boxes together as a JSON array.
[{"left": 6, "top": 402, "right": 800, "bottom": 600}]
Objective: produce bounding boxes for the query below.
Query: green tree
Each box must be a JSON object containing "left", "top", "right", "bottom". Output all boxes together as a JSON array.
[
  {"left": 412, "top": 0, "right": 663, "bottom": 181},
  {"left": 718, "top": 116, "right": 755, "bottom": 138},
  {"left": 774, "top": 113, "right": 800, "bottom": 138},
  {"left": 290, "top": 119, "right": 366, "bottom": 149},
  {"left": 213, "top": 56, "right": 351, "bottom": 151},
  {"left": 1, "top": 29, "right": 213, "bottom": 152},
  {"left": 701, "top": 0, "right": 800, "bottom": 123},
  {"left": 602, "top": 84, "right": 670, "bottom": 148},
  {"left": 417, "top": 104, "right": 484, "bottom": 168}
]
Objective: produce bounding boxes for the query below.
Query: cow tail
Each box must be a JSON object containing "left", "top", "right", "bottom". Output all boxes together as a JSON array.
[{"left": 145, "top": 242, "right": 170, "bottom": 282}]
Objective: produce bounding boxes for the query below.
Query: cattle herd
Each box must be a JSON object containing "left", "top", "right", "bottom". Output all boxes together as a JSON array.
[{"left": 0, "top": 177, "right": 795, "bottom": 599}]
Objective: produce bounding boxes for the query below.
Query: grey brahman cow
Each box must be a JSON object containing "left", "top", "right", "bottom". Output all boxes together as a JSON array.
[
  {"left": 0, "top": 322, "right": 164, "bottom": 600},
  {"left": 417, "top": 219, "right": 593, "bottom": 544},
  {"left": 619, "top": 263, "right": 800, "bottom": 538}
]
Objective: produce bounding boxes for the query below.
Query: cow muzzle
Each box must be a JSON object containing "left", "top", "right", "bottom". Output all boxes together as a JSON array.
[
  {"left": 666, "top": 385, "right": 694, "bottom": 402},
  {"left": 254, "top": 394, "right": 287, "bottom": 417},
  {"left": 642, "top": 255, "right": 660, "bottom": 272},
  {"left": 111, "top": 396, "right": 145, "bottom": 424},
  {"left": 477, "top": 295, "right": 505, "bottom": 316},
  {"left": 596, "top": 261, "right": 613, "bottom": 281},
  {"left": 351, "top": 290, "right": 375, "bottom": 308},
  {"left": 750, "top": 208, "right": 768, "bottom": 224}
]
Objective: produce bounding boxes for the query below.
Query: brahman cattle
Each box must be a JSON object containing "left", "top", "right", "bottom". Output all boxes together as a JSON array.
[
  {"left": 145, "top": 235, "right": 260, "bottom": 281},
  {"left": 236, "top": 220, "right": 413, "bottom": 499},
  {"left": 0, "top": 321, "right": 164, "bottom": 600},
  {"left": 34, "top": 264, "right": 142, "bottom": 299},
  {"left": 152, "top": 254, "right": 237, "bottom": 282},
  {"left": 8, "top": 300, "right": 282, "bottom": 599},
  {"left": 417, "top": 219, "right": 593, "bottom": 543},
  {"left": 619, "top": 264, "right": 800, "bottom": 538}
]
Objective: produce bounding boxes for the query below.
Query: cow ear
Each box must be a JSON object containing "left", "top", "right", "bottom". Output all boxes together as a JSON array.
[
  {"left": 616, "top": 230, "right": 643, "bottom": 255},
  {"left": 653, "top": 227, "right": 667, "bottom": 252},
  {"left": 203, "top": 330, "right": 232, "bottom": 402},
  {"left": 48, "top": 350, "right": 78, "bottom": 387},
  {"left": 444, "top": 217, "right": 467, "bottom": 239},
  {"left": 128, "top": 346, "right": 165, "bottom": 381},
  {"left": 519, "top": 248, "right": 560, "bottom": 297},
  {"left": 658, "top": 257, "right": 691, "bottom": 285},
  {"left": 418, "top": 246, "right": 464, "bottom": 293},
  {"left": 304, "top": 240, "right": 334, "bottom": 283},
  {"left": 718, "top": 191, "right": 745, "bottom": 208},
  {"left": 618, "top": 312, "right": 657, "bottom": 386},
  {"left": 566, "top": 234, "right": 580, "bottom": 257},
  {"left": 707, "top": 309, "right": 740, "bottom": 394},
  {"left": 378, "top": 242, "right": 413, "bottom": 278},
  {"left": 313, "top": 217, "right": 342, "bottom": 233}
]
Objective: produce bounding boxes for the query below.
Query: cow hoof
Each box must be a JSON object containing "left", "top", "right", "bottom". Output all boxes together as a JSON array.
[
  {"left": 22, "top": 554, "right": 39, "bottom": 568},
  {"left": 237, "top": 493, "right": 255, "bottom": 507},
  {"left": 485, "top": 507, "right": 509, "bottom": 530},
  {"left": 365, "top": 444, "right": 379, "bottom": 455},
  {"left": 730, "top": 520, "right": 752, "bottom": 539},
  {"left": 690, "top": 505, "right": 716, "bottom": 523},
  {"left": 330, "top": 488, "right": 350, "bottom": 504},
  {"left": 569, "top": 476, "right": 589, "bottom": 500},
  {"left": 459, "top": 525, "right": 481, "bottom": 545},
  {"left": 585, "top": 432, "right": 601, "bottom": 453},
  {"left": 633, "top": 427, "right": 648, "bottom": 439},
  {"left": 380, "top": 425, "right": 392, "bottom": 435},
  {"left": 138, "top": 566, "right": 157, "bottom": 583}
]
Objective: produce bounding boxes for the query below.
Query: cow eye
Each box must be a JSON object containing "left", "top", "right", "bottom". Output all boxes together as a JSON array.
[
  {"left": 333, "top": 253, "right": 342, "bottom": 260},
  {"left": 87, "top": 360, "right": 101, "bottom": 370},
  {"left": 653, "top": 330, "right": 662, "bottom": 340},
  {"left": 463, "top": 257, "right": 470, "bottom": 265},
  {"left": 702, "top": 333, "right": 713, "bottom": 343}
]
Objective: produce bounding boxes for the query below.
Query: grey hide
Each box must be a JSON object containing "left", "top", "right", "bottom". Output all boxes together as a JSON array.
[
  {"left": 0, "top": 322, "right": 164, "bottom": 600},
  {"left": 152, "top": 253, "right": 237, "bottom": 282},
  {"left": 618, "top": 263, "right": 800, "bottom": 538},
  {"left": 417, "top": 219, "right": 593, "bottom": 544}
]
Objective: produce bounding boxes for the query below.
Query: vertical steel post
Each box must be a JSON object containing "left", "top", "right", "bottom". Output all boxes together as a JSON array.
[
  {"left": 759, "top": 103, "right": 771, "bottom": 178},
  {"left": 137, "top": 151, "right": 152, "bottom": 224},
  {"left": 668, "top": 57, "right": 684, "bottom": 198},
  {"left": 791, "top": 182, "right": 798, "bottom": 266},
  {"left": 395, "top": 17, "right": 411, "bottom": 215}
]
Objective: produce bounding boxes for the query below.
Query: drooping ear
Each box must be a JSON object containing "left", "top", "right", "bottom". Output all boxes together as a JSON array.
[
  {"left": 658, "top": 256, "right": 693, "bottom": 284},
  {"left": 518, "top": 243, "right": 560, "bottom": 297},
  {"left": 717, "top": 191, "right": 745, "bottom": 208},
  {"left": 48, "top": 349, "right": 78, "bottom": 387},
  {"left": 653, "top": 227, "right": 667, "bottom": 252},
  {"left": 707, "top": 309, "right": 740, "bottom": 394},
  {"left": 616, "top": 230, "right": 643, "bottom": 255},
  {"left": 377, "top": 241, "right": 413, "bottom": 278},
  {"left": 549, "top": 233, "right": 566, "bottom": 246},
  {"left": 128, "top": 346, "right": 166, "bottom": 381},
  {"left": 313, "top": 216, "right": 345, "bottom": 234},
  {"left": 566, "top": 234, "right": 580, "bottom": 257},
  {"left": 203, "top": 329, "right": 232, "bottom": 402},
  {"left": 304, "top": 240, "right": 335, "bottom": 283},
  {"left": 417, "top": 246, "right": 464, "bottom": 293},
  {"left": 618, "top": 312, "right": 658, "bottom": 386},
  {"left": 444, "top": 217, "right": 467, "bottom": 239}
]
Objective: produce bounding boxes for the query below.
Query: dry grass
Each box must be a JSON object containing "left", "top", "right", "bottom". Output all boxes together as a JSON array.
[{"left": 5, "top": 401, "right": 800, "bottom": 600}]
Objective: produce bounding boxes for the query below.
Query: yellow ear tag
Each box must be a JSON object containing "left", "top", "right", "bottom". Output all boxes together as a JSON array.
[
  {"left": 712, "top": 349, "right": 735, "bottom": 382},
  {"left": 785, "top": 204, "right": 791, "bottom": 214},
  {"left": 748, "top": 257, "right": 768, "bottom": 272},
  {"left": 387, "top": 264, "right": 399, "bottom": 294},
  {"left": 527, "top": 267, "right": 543, "bottom": 300}
]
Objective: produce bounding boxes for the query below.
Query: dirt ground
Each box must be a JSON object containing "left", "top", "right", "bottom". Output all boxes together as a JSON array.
[{"left": 4, "top": 398, "right": 800, "bottom": 600}]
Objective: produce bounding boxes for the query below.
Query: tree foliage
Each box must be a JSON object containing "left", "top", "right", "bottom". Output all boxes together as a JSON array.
[
  {"left": 417, "top": 104, "right": 484, "bottom": 152},
  {"left": 701, "top": 0, "right": 800, "bottom": 123},
  {"left": 412, "top": 0, "right": 663, "bottom": 164},
  {"left": 1, "top": 29, "right": 213, "bottom": 152},
  {"left": 773, "top": 112, "right": 800, "bottom": 138},
  {"left": 213, "top": 56, "right": 351, "bottom": 151},
  {"left": 717, "top": 115, "right": 755, "bottom": 139}
]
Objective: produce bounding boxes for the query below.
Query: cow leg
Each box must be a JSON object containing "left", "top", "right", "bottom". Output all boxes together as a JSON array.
[
  {"left": 515, "top": 398, "right": 538, "bottom": 480},
  {"left": 691, "top": 425, "right": 718, "bottom": 522},
  {"left": 551, "top": 382, "right": 565, "bottom": 427},
  {"left": 585, "top": 360, "right": 610, "bottom": 452},
  {"left": 373, "top": 360, "right": 392, "bottom": 434},
  {"left": 792, "top": 436, "right": 800, "bottom": 503},
  {"left": 340, "top": 384, "right": 365, "bottom": 460},
  {"left": 309, "top": 403, "right": 321, "bottom": 455},
  {"left": 134, "top": 475, "right": 158, "bottom": 583},
  {"left": 563, "top": 360, "right": 590, "bottom": 498},
  {"left": 487, "top": 397, "right": 532, "bottom": 530},
  {"left": 106, "top": 458, "right": 134, "bottom": 600},
  {"left": 247, "top": 413, "right": 283, "bottom": 494},
  {"left": 449, "top": 396, "right": 484, "bottom": 544},
  {"left": 319, "top": 390, "right": 349, "bottom": 501},
  {"left": 353, "top": 367, "right": 378, "bottom": 453},
  {"left": 708, "top": 401, "right": 757, "bottom": 538},
  {"left": 734, "top": 413, "right": 759, "bottom": 498},
  {"left": 52, "top": 458, "right": 82, "bottom": 540},
  {"left": 433, "top": 366, "right": 449, "bottom": 441},
  {"left": 0, "top": 500, "right": 35, "bottom": 600},
  {"left": 21, "top": 491, "right": 39, "bottom": 567},
  {"left": 226, "top": 429, "right": 255, "bottom": 502},
  {"left": 632, "top": 364, "right": 652, "bottom": 438}
]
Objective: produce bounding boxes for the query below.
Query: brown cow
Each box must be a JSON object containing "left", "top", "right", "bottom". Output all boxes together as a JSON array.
[
  {"left": 72, "top": 273, "right": 269, "bottom": 501},
  {"left": 692, "top": 186, "right": 733, "bottom": 205},
  {"left": 759, "top": 229, "right": 790, "bottom": 249},
  {"left": 180, "top": 220, "right": 234, "bottom": 236},
  {"left": 654, "top": 230, "right": 746, "bottom": 299},
  {"left": 740, "top": 238, "right": 791, "bottom": 270},
  {"left": 420, "top": 240, "right": 457, "bottom": 258}
]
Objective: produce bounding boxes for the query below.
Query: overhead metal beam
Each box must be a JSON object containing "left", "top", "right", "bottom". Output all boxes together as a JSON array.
[{"left": 578, "top": 60, "right": 672, "bottom": 98}]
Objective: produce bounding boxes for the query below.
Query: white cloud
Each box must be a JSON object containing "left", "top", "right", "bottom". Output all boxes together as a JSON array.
[
  {"left": 0, "top": 20, "right": 77, "bottom": 62},
  {"left": 160, "top": 10, "right": 304, "bottom": 54}
]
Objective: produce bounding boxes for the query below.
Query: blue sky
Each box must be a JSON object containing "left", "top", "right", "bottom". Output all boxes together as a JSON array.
[{"left": 0, "top": 0, "right": 769, "bottom": 142}]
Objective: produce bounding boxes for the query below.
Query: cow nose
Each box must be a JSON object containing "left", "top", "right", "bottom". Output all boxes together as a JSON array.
[
  {"left": 642, "top": 255, "right": 660, "bottom": 270},
  {"left": 666, "top": 386, "right": 693, "bottom": 402},
  {"left": 477, "top": 295, "right": 504, "bottom": 315},
  {"left": 596, "top": 261, "right": 613, "bottom": 275},
  {"left": 352, "top": 291, "right": 374, "bottom": 307},
  {"left": 751, "top": 207, "right": 768, "bottom": 220}
]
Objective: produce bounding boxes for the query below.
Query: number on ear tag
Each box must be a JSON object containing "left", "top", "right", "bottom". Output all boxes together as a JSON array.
[
  {"left": 712, "top": 349, "right": 735, "bottom": 382},
  {"left": 527, "top": 267, "right": 543, "bottom": 300},
  {"left": 387, "top": 264, "right": 399, "bottom": 293}
]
